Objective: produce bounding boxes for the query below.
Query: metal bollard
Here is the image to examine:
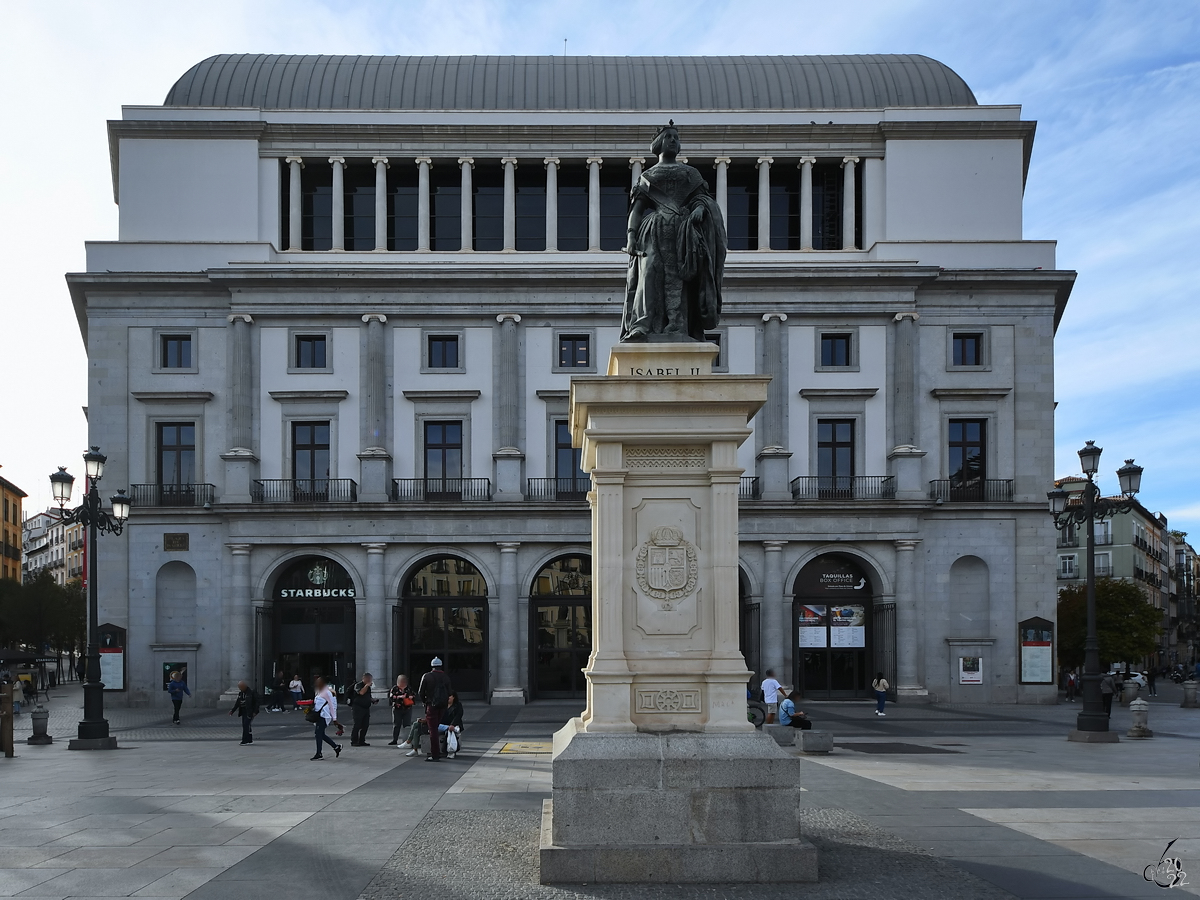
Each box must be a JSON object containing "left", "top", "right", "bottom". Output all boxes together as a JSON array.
[
  {"left": 27, "top": 705, "right": 53, "bottom": 745},
  {"left": 1127, "top": 698, "right": 1153, "bottom": 738}
]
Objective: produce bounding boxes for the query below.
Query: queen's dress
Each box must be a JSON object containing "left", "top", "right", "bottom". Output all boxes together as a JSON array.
[{"left": 621, "top": 161, "right": 726, "bottom": 342}]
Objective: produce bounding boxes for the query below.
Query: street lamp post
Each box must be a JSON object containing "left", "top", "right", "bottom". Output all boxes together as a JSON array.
[
  {"left": 1048, "top": 440, "right": 1143, "bottom": 744},
  {"left": 51, "top": 447, "right": 129, "bottom": 751}
]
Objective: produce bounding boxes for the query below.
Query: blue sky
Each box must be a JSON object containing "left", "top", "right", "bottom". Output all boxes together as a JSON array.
[{"left": 1, "top": 0, "right": 1197, "bottom": 535}]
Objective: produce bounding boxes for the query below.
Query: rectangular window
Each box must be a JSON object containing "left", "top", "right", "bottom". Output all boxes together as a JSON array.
[
  {"left": 295, "top": 335, "right": 327, "bottom": 369},
  {"left": 705, "top": 332, "right": 723, "bottom": 369},
  {"left": 424, "top": 421, "right": 463, "bottom": 485},
  {"left": 811, "top": 162, "right": 843, "bottom": 250},
  {"left": 157, "top": 422, "right": 196, "bottom": 488},
  {"left": 817, "top": 419, "right": 855, "bottom": 496},
  {"left": 301, "top": 160, "right": 334, "bottom": 251},
  {"left": 292, "top": 421, "right": 330, "bottom": 484},
  {"left": 725, "top": 163, "right": 758, "bottom": 251},
  {"left": 554, "top": 420, "right": 586, "bottom": 494},
  {"left": 1059, "top": 555, "right": 1077, "bottom": 578},
  {"left": 599, "top": 166, "right": 628, "bottom": 250},
  {"left": 430, "top": 165, "right": 462, "bottom": 252},
  {"left": 1095, "top": 552, "right": 1112, "bottom": 577},
  {"left": 472, "top": 164, "right": 504, "bottom": 251},
  {"left": 557, "top": 164, "right": 589, "bottom": 251},
  {"left": 820, "top": 333, "right": 853, "bottom": 367},
  {"left": 388, "top": 164, "right": 419, "bottom": 251},
  {"left": 558, "top": 335, "right": 590, "bottom": 368},
  {"left": 948, "top": 419, "right": 987, "bottom": 485},
  {"left": 769, "top": 176, "right": 800, "bottom": 250},
  {"left": 160, "top": 334, "right": 192, "bottom": 369},
  {"left": 428, "top": 335, "right": 460, "bottom": 369},
  {"left": 953, "top": 333, "right": 984, "bottom": 367},
  {"left": 514, "top": 164, "right": 546, "bottom": 251},
  {"left": 343, "top": 163, "right": 376, "bottom": 251}
]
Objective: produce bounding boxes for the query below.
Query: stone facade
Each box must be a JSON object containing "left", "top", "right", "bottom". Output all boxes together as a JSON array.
[{"left": 67, "top": 55, "right": 1073, "bottom": 707}]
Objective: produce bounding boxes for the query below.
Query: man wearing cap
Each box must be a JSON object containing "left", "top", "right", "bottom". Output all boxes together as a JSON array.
[{"left": 417, "top": 658, "right": 453, "bottom": 762}]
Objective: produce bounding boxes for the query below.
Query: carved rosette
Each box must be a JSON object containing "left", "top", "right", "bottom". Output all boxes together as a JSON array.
[{"left": 634, "top": 525, "right": 698, "bottom": 609}]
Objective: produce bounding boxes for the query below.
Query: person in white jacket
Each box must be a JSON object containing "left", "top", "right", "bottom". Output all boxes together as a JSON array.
[{"left": 311, "top": 676, "right": 342, "bottom": 761}]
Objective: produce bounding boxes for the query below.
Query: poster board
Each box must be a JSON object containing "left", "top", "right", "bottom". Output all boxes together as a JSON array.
[
  {"left": 797, "top": 605, "right": 827, "bottom": 647},
  {"left": 829, "top": 604, "right": 866, "bottom": 648},
  {"left": 959, "top": 656, "right": 983, "bottom": 685},
  {"left": 163, "top": 662, "right": 189, "bottom": 691},
  {"left": 1018, "top": 617, "right": 1055, "bottom": 684},
  {"left": 98, "top": 623, "right": 126, "bottom": 691}
]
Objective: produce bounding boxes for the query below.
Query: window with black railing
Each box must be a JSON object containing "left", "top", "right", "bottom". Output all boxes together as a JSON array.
[
  {"left": 554, "top": 420, "right": 588, "bottom": 499},
  {"left": 157, "top": 422, "right": 196, "bottom": 504},
  {"left": 817, "top": 419, "right": 854, "bottom": 496},
  {"left": 292, "top": 421, "right": 331, "bottom": 500},
  {"left": 948, "top": 418, "right": 987, "bottom": 498},
  {"left": 424, "top": 421, "right": 463, "bottom": 498}
]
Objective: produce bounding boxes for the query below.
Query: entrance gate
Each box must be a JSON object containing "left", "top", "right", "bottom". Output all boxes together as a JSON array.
[
  {"left": 265, "top": 556, "right": 357, "bottom": 699},
  {"left": 794, "top": 555, "right": 874, "bottom": 699}
]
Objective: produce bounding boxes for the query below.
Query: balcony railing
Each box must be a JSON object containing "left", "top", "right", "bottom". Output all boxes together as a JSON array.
[
  {"left": 1057, "top": 535, "right": 1080, "bottom": 548},
  {"left": 130, "top": 483, "right": 216, "bottom": 508},
  {"left": 526, "top": 477, "right": 589, "bottom": 501},
  {"left": 3, "top": 542, "right": 19, "bottom": 561},
  {"left": 739, "top": 476, "right": 761, "bottom": 500},
  {"left": 929, "top": 479, "right": 1014, "bottom": 503},
  {"left": 791, "top": 476, "right": 896, "bottom": 501},
  {"left": 1058, "top": 569, "right": 1078, "bottom": 580},
  {"left": 1094, "top": 533, "right": 1114, "bottom": 546},
  {"left": 252, "top": 479, "right": 358, "bottom": 503},
  {"left": 391, "top": 478, "right": 492, "bottom": 502},
  {"left": 1094, "top": 565, "right": 1113, "bottom": 577}
]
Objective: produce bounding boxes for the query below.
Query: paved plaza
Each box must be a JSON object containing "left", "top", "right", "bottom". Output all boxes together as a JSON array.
[{"left": 3, "top": 681, "right": 1199, "bottom": 898}]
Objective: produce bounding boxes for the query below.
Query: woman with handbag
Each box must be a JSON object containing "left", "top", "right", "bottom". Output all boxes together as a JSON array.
[
  {"left": 309, "top": 676, "right": 342, "bottom": 761},
  {"left": 386, "top": 674, "right": 415, "bottom": 745}
]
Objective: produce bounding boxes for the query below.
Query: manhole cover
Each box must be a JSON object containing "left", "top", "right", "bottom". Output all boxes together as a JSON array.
[{"left": 834, "top": 742, "right": 961, "bottom": 754}]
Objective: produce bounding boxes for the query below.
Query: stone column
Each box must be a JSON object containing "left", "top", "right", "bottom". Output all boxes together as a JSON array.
[
  {"left": 286, "top": 156, "right": 303, "bottom": 251},
  {"left": 587, "top": 157, "right": 602, "bottom": 250},
  {"left": 757, "top": 313, "right": 792, "bottom": 500},
  {"left": 358, "top": 313, "right": 390, "bottom": 501},
  {"left": 894, "top": 539, "right": 928, "bottom": 699},
  {"left": 459, "top": 157, "right": 474, "bottom": 251},
  {"left": 225, "top": 543, "right": 252, "bottom": 695},
  {"left": 329, "top": 156, "right": 346, "bottom": 251},
  {"left": 544, "top": 158, "right": 559, "bottom": 251},
  {"left": 502, "top": 157, "right": 517, "bottom": 250},
  {"left": 842, "top": 156, "right": 858, "bottom": 250},
  {"left": 629, "top": 157, "right": 644, "bottom": 189},
  {"left": 494, "top": 313, "right": 525, "bottom": 501},
  {"left": 798, "top": 157, "right": 815, "bottom": 250},
  {"left": 363, "top": 543, "right": 387, "bottom": 691},
  {"left": 416, "top": 157, "right": 431, "bottom": 251},
  {"left": 714, "top": 157, "right": 730, "bottom": 224},
  {"left": 756, "top": 157, "right": 773, "bottom": 250},
  {"left": 372, "top": 156, "right": 389, "bottom": 251},
  {"left": 493, "top": 542, "right": 525, "bottom": 704},
  {"left": 888, "top": 312, "right": 926, "bottom": 499},
  {"left": 762, "top": 541, "right": 788, "bottom": 682},
  {"left": 221, "top": 314, "right": 257, "bottom": 503}
]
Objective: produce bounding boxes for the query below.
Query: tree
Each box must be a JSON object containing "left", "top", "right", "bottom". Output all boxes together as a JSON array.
[{"left": 1058, "top": 579, "right": 1162, "bottom": 670}]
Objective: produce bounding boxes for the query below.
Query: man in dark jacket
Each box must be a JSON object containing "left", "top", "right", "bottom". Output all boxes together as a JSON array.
[
  {"left": 417, "top": 658, "right": 452, "bottom": 762},
  {"left": 349, "top": 673, "right": 377, "bottom": 746},
  {"left": 228, "top": 681, "right": 259, "bottom": 744},
  {"left": 167, "top": 670, "right": 191, "bottom": 725}
]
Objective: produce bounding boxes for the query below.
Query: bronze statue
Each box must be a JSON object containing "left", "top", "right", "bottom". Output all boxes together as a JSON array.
[{"left": 621, "top": 122, "right": 726, "bottom": 342}]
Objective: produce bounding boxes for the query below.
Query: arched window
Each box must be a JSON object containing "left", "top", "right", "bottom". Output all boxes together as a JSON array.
[
  {"left": 155, "top": 561, "right": 196, "bottom": 643},
  {"left": 530, "top": 555, "right": 592, "bottom": 698},
  {"left": 793, "top": 554, "right": 874, "bottom": 699},
  {"left": 400, "top": 556, "right": 488, "bottom": 695},
  {"left": 403, "top": 555, "right": 487, "bottom": 598}
]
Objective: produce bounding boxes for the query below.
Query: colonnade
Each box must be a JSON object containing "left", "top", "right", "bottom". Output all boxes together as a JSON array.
[{"left": 283, "top": 154, "right": 861, "bottom": 252}]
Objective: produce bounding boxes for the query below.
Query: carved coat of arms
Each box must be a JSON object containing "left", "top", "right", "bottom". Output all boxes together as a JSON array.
[{"left": 635, "top": 526, "right": 698, "bottom": 607}]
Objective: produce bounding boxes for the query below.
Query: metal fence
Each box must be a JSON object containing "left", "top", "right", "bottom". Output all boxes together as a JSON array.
[
  {"left": 525, "top": 477, "right": 590, "bottom": 501},
  {"left": 928, "top": 479, "right": 1014, "bottom": 503},
  {"left": 391, "top": 478, "right": 492, "bottom": 502},
  {"left": 130, "top": 483, "right": 216, "bottom": 507},
  {"left": 790, "top": 475, "right": 896, "bottom": 500},
  {"left": 251, "top": 479, "right": 358, "bottom": 503}
]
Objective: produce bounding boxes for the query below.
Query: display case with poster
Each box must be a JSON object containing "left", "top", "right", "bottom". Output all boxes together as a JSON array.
[
  {"left": 162, "top": 662, "right": 189, "bottom": 691},
  {"left": 1018, "top": 617, "right": 1054, "bottom": 684},
  {"left": 829, "top": 605, "right": 866, "bottom": 648},
  {"left": 797, "top": 605, "right": 827, "bottom": 648},
  {"left": 98, "top": 623, "right": 126, "bottom": 691},
  {"left": 959, "top": 656, "right": 983, "bottom": 685}
]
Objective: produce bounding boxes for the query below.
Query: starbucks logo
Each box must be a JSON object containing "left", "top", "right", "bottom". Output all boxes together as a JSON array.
[{"left": 308, "top": 563, "right": 329, "bottom": 586}]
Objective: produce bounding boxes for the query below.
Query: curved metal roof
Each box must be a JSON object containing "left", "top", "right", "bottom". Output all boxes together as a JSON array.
[{"left": 164, "top": 54, "right": 976, "bottom": 110}]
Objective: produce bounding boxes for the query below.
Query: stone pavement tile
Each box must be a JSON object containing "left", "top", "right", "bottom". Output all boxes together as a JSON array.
[
  {"left": 130, "top": 867, "right": 225, "bottom": 898},
  {"left": 40, "top": 829, "right": 151, "bottom": 849},
  {"left": 0, "top": 851, "right": 68, "bottom": 869},
  {"left": 14, "top": 866, "right": 176, "bottom": 897},
  {"left": 31, "top": 847, "right": 169, "bottom": 869},
  {"left": 920, "top": 839, "right": 1071, "bottom": 857},
  {"left": 966, "top": 806, "right": 1200, "bottom": 823},
  {"left": 135, "top": 845, "right": 259, "bottom": 867},
  {"left": 128, "top": 826, "right": 251, "bottom": 847},
  {"left": 0, "top": 825, "right": 86, "bottom": 845},
  {"left": 220, "top": 826, "right": 292, "bottom": 845},
  {"left": 0, "top": 869, "right": 67, "bottom": 896},
  {"left": 950, "top": 856, "right": 1165, "bottom": 899},
  {"left": 218, "top": 812, "right": 312, "bottom": 828},
  {"left": 55, "top": 814, "right": 167, "bottom": 830}
]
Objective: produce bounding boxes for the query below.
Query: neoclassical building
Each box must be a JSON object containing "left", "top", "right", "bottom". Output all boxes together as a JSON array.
[{"left": 69, "top": 54, "right": 1071, "bottom": 707}]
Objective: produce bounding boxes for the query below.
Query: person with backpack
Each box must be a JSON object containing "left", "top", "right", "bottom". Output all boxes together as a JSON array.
[
  {"left": 417, "top": 657, "right": 452, "bottom": 762},
  {"left": 387, "top": 674, "right": 415, "bottom": 745},
  {"left": 228, "top": 680, "right": 259, "bottom": 744},
  {"left": 166, "top": 670, "right": 190, "bottom": 725},
  {"left": 308, "top": 676, "right": 342, "bottom": 761},
  {"left": 348, "top": 673, "right": 378, "bottom": 746}
]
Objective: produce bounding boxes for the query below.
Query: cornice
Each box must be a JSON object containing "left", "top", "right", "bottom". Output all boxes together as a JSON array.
[
  {"left": 131, "top": 391, "right": 214, "bottom": 403},
  {"left": 402, "top": 390, "right": 482, "bottom": 402},
  {"left": 799, "top": 388, "right": 880, "bottom": 399},
  {"left": 929, "top": 388, "right": 1012, "bottom": 399},
  {"left": 880, "top": 120, "right": 1037, "bottom": 187},
  {"left": 268, "top": 390, "right": 349, "bottom": 402}
]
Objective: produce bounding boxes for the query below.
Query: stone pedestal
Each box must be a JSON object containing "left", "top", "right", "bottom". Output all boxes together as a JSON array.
[
  {"left": 540, "top": 343, "right": 817, "bottom": 884},
  {"left": 356, "top": 449, "right": 391, "bottom": 502}
]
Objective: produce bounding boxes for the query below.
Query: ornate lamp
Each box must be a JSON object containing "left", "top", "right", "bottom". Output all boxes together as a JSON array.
[
  {"left": 1077, "top": 440, "right": 1102, "bottom": 477},
  {"left": 110, "top": 490, "right": 131, "bottom": 523},
  {"left": 83, "top": 446, "right": 107, "bottom": 481},
  {"left": 50, "top": 467, "right": 75, "bottom": 506},
  {"left": 1117, "top": 459, "right": 1143, "bottom": 497}
]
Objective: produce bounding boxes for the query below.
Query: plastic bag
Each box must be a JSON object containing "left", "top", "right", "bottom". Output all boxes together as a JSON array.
[{"left": 446, "top": 729, "right": 458, "bottom": 753}]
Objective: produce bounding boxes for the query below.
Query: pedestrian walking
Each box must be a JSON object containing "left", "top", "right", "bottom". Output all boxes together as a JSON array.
[
  {"left": 349, "top": 673, "right": 378, "bottom": 746},
  {"left": 228, "top": 680, "right": 259, "bottom": 744},
  {"left": 166, "top": 670, "right": 190, "bottom": 725},
  {"left": 309, "top": 676, "right": 342, "bottom": 761},
  {"left": 872, "top": 672, "right": 889, "bottom": 717},
  {"left": 1100, "top": 672, "right": 1116, "bottom": 717},
  {"left": 1065, "top": 670, "right": 1077, "bottom": 702},
  {"left": 417, "top": 657, "right": 452, "bottom": 762},
  {"left": 1147, "top": 669, "right": 1157, "bottom": 697},
  {"left": 271, "top": 671, "right": 289, "bottom": 711},
  {"left": 289, "top": 674, "right": 305, "bottom": 710},
  {"left": 74, "top": 657, "right": 85, "bottom": 682},
  {"left": 387, "top": 674, "right": 415, "bottom": 745},
  {"left": 760, "top": 669, "right": 782, "bottom": 724}
]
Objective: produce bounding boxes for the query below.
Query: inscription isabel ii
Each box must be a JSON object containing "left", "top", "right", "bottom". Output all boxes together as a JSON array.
[{"left": 622, "top": 122, "right": 727, "bottom": 343}]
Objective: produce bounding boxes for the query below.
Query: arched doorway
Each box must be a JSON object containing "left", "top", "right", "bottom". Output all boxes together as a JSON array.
[
  {"left": 270, "top": 556, "right": 357, "bottom": 698},
  {"left": 794, "top": 554, "right": 873, "bottom": 699},
  {"left": 529, "top": 555, "right": 592, "bottom": 698},
  {"left": 738, "top": 569, "right": 761, "bottom": 685},
  {"left": 398, "top": 556, "right": 488, "bottom": 698}
]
